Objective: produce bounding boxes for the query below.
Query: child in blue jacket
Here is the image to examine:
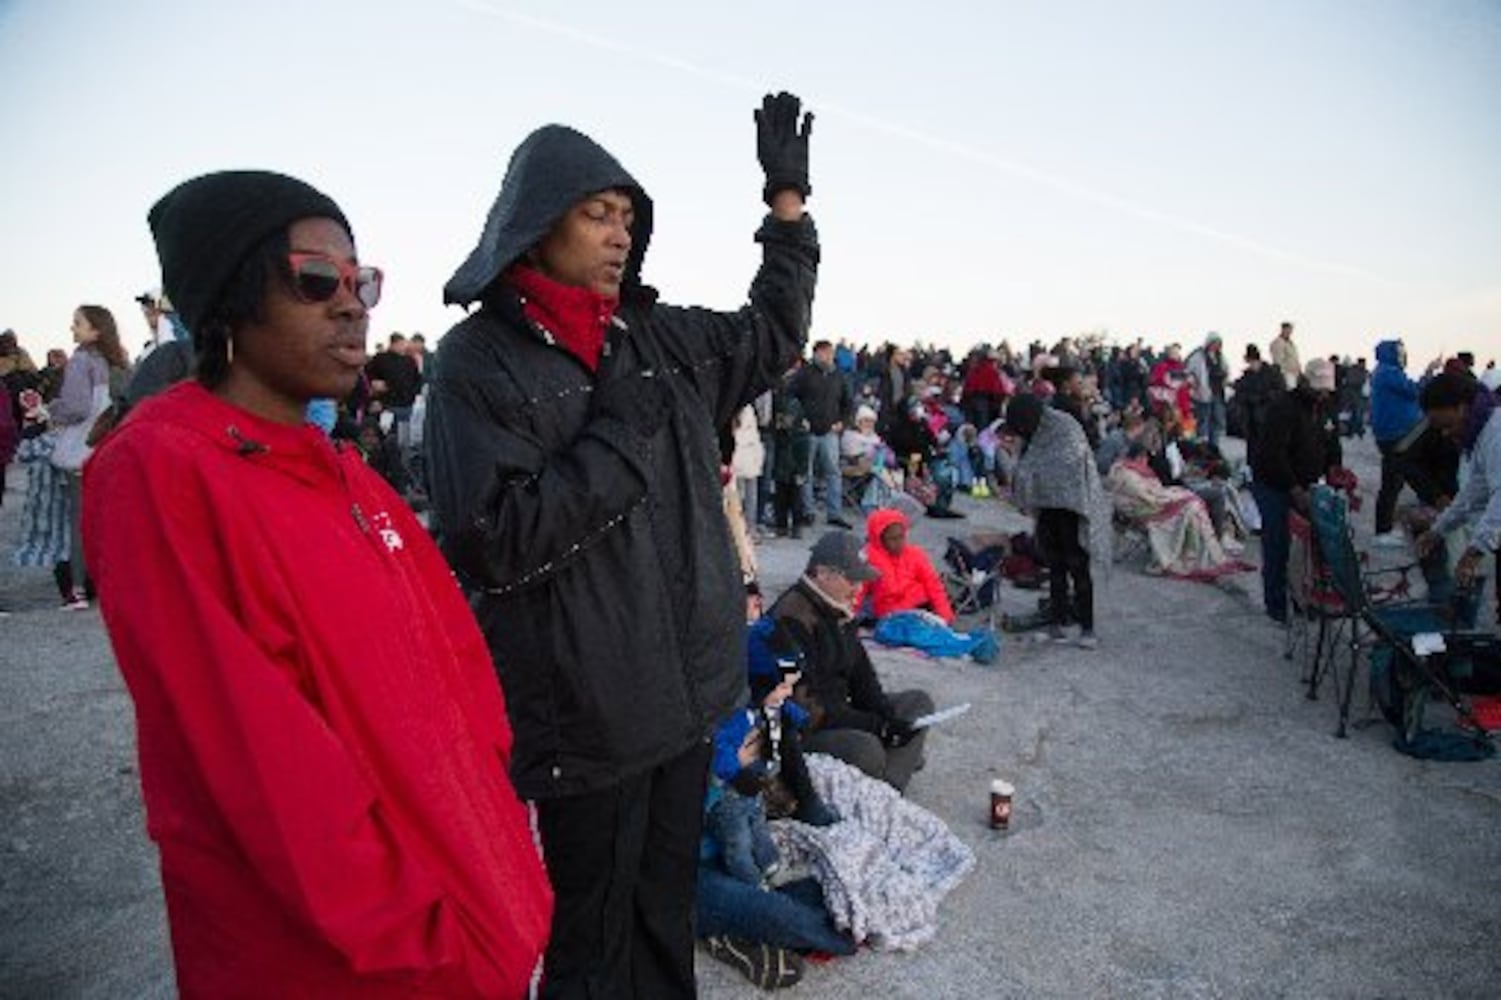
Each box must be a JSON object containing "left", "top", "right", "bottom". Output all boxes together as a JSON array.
[{"left": 705, "top": 618, "right": 839, "bottom": 886}]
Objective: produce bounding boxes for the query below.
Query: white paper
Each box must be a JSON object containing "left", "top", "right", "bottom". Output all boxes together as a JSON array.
[
  {"left": 910, "top": 702, "right": 972, "bottom": 730},
  {"left": 1411, "top": 632, "right": 1447, "bottom": 657}
]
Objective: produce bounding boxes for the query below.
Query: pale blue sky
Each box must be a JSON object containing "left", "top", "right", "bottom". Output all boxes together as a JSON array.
[{"left": 2, "top": 0, "right": 1497, "bottom": 370}]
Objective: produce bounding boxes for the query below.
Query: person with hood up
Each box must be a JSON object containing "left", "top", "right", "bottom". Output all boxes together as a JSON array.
[
  {"left": 1002, "top": 393, "right": 1110, "bottom": 649},
  {"left": 860, "top": 508, "right": 956, "bottom": 623},
  {"left": 1248, "top": 357, "right": 1343, "bottom": 624},
  {"left": 1370, "top": 338, "right": 1441, "bottom": 546},
  {"left": 424, "top": 93, "right": 818, "bottom": 998},
  {"left": 82, "top": 171, "right": 552, "bottom": 997}
]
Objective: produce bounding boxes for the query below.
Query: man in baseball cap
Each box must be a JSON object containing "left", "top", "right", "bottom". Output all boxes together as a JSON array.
[{"left": 765, "top": 530, "right": 934, "bottom": 792}]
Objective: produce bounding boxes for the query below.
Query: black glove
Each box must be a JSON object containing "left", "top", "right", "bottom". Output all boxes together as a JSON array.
[
  {"left": 755, "top": 91, "right": 813, "bottom": 207},
  {"left": 880, "top": 716, "right": 917, "bottom": 748},
  {"left": 592, "top": 372, "right": 672, "bottom": 438}
]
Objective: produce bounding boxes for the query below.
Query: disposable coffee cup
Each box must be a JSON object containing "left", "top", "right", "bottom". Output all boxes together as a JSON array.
[{"left": 989, "top": 779, "right": 1014, "bottom": 830}]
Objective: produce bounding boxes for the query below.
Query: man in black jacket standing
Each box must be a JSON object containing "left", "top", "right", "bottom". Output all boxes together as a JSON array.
[
  {"left": 791, "top": 338, "right": 853, "bottom": 528},
  {"left": 1248, "top": 358, "right": 1342, "bottom": 624},
  {"left": 425, "top": 93, "right": 817, "bottom": 998}
]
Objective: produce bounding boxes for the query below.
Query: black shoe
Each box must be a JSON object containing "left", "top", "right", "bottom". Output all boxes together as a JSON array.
[
  {"left": 790, "top": 525, "right": 803, "bottom": 540},
  {"left": 704, "top": 936, "right": 804, "bottom": 990},
  {"left": 827, "top": 515, "right": 853, "bottom": 530}
]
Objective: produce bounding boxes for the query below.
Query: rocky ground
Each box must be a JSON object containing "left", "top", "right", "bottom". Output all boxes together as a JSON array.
[{"left": 2, "top": 433, "right": 1497, "bottom": 999}]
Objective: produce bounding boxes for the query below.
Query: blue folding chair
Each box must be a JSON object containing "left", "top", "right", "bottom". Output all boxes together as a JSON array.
[{"left": 1306, "top": 485, "right": 1492, "bottom": 743}]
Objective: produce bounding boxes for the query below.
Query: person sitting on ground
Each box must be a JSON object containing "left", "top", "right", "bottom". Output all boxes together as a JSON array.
[
  {"left": 769, "top": 531, "right": 935, "bottom": 792},
  {"left": 1095, "top": 406, "right": 1148, "bottom": 476},
  {"left": 1107, "top": 450, "right": 1251, "bottom": 580},
  {"left": 1003, "top": 393, "right": 1110, "bottom": 649},
  {"left": 860, "top": 508, "right": 956, "bottom": 623},
  {"left": 1047, "top": 364, "right": 1101, "bottom": 449},
  {"left": 840, "top": 403, "right": 899, "bottom": 511},
  {"left": 706, "top": 621, "right": 839, "bottom": 887},
  {"left": 887, "top": 400, "right": 963, "bottom": 519}
]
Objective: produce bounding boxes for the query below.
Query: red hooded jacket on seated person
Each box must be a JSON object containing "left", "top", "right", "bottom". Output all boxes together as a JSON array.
[
  {"left": 860, "top": 508, "right": 955, "bottom": 623},
  {"left": 83, "top": 382, "right": 552, "bottom": 999}
]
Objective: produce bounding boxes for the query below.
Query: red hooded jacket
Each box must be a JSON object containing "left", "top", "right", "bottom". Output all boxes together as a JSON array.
[
  {"left": 860, "top": 508, "right": 955, "bottom": 623},
  {"left": 83, "top": 383, "right": 552, "bottom": 998}
]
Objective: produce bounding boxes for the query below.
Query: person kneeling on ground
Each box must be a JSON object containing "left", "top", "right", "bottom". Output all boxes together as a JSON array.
[
  {"left": 768, "top": 531, "right": 935, "bottom": 791},
  {"left": 860, "top": 508, "right": 956, "bottom": 623}
]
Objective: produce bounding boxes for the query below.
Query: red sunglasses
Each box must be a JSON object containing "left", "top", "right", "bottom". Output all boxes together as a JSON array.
[{"left": 287, "top": 252, "right": 383, "bottom": 309}]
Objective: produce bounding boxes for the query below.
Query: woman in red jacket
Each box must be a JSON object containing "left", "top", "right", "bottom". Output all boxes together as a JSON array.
[
  {"left": 860, "top": 508, "right": 955, "bottom": 623},
  {"left": 82, "top": 171, "right": 551, "bottom": 998}
]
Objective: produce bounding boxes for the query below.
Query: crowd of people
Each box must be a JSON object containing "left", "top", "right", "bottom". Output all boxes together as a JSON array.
[{"left": 2, "top": 85, "right": 1499, "bottom": 998}]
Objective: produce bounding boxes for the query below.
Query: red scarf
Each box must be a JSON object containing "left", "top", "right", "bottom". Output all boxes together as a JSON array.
[{"left": 505, "top": 264, "right": 619, "bottom": 372}]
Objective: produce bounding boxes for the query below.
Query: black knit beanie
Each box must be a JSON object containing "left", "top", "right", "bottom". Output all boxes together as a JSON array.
[{"left": 146, "top": 170, "right": 352, "bottom": 335}]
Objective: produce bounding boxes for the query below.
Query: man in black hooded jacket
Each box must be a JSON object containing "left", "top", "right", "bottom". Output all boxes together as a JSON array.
[{"left": 425, "top": 93, "right": 817, "bottom": 998}]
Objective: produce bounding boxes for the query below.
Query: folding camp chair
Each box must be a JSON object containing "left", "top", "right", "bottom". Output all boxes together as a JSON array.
[
  {"left": 1111, "top": 510, "right": 1148, "bottom": 566},
  {"left": 1287, "top": 505, "right": 1417, "bottom": 706},
  {"left": 841, "top": 466, "right": 873, "bottom": 514},
  {"left": 1306, "top": 485, "right": 1491, "bottom": 742},
  {"left": 1285, "top": 510, "right": 1343, "bottom": 688},
  {"left": 942, "top": 536, "right": 1005, "bottom": 628}
]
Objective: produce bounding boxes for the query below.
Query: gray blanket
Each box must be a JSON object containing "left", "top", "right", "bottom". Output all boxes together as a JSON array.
[{"left": 771, "top": 753, "right": 975, "bottom": 951}]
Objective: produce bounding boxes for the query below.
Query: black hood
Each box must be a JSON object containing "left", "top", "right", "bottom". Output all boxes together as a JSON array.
[{"left": 444, "top": 124, "right": 654, "bottom": 306}]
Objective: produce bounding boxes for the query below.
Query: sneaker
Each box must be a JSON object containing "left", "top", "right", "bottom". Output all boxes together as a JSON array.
[
  {"left": 61, "top": 596, "right": 90, "bottom": 611},
  {"left": 1370, "top": 532, "right": 1406, "bottom": 549},
  {"left": 1075, "top": 630, "right": 1099, "bottom": 650},
  {"left": 703, "top": 936, "right": 804, "bottom": 990}
]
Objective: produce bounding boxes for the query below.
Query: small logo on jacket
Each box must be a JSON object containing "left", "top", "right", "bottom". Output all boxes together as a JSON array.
[{"left": 369, "top": 510, "right": 405, "bottom": 553}]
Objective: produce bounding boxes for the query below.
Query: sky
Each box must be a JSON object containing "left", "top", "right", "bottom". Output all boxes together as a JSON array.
[{"left": 2, "top": 0, "right": 1498, "bottom": 373}]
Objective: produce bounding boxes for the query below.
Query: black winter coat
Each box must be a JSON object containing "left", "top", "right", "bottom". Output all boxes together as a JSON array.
[
  {"left": 425, "top": 125, "right": 819, "bottom": 799},
  {"left": 1249, "top": 388, "right": 1342, "bottom": 491},
  {"left": 769, "top": 580, "right": 895, "bottom": 736},
  {"left": 790, "top": 361, "right": 851, "bottom": 435}
]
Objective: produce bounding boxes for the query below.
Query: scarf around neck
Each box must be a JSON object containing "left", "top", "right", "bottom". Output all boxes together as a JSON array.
[{"left": 505, "top": 263, "right": 619, "bottom": 372}]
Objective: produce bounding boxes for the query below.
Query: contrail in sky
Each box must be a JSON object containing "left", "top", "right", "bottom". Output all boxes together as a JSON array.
[{"left": 456, "top": 0, "right": 1388, "bottom": 284}]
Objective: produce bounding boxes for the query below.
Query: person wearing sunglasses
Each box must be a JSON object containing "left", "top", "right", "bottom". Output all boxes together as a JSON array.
[
  {"left": 426, "top": 93, "right": 818, "bottom": 997},
  {"left": 81, "top": 170, "right": 552, "bottom": 997}
]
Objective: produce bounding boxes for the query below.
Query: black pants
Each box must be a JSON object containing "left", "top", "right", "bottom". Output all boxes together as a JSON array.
[
  {"left": 800, "top": 689, "right": 935, "bottom": 793},
  {"left": 773, "top": 480, "right": 805, "bottom": 533},
  {"left": 1375, "top": 439, "right": 1405, "bottom": 535},
  {"left": 1036, "top": 507, "right": 1093, "bottom": 631},
  {"left": 536, "top": 740, "right": 711, "bottom": 1000},
  {"left": 1376, "top": 428, "right": 1460, "bottom": 534}
]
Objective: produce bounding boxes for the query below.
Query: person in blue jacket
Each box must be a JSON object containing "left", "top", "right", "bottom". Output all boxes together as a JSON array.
[
  {"left": 1370, "top": 339, "right": 1437, "bottom": 544},
  {"left": 705, "top": 619, "right": 839, "bottom": 887}
]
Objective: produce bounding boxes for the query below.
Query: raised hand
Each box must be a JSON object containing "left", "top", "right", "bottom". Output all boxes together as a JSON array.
[{"left": 755, "top": 91, "right": 813, "bottom": 207}]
